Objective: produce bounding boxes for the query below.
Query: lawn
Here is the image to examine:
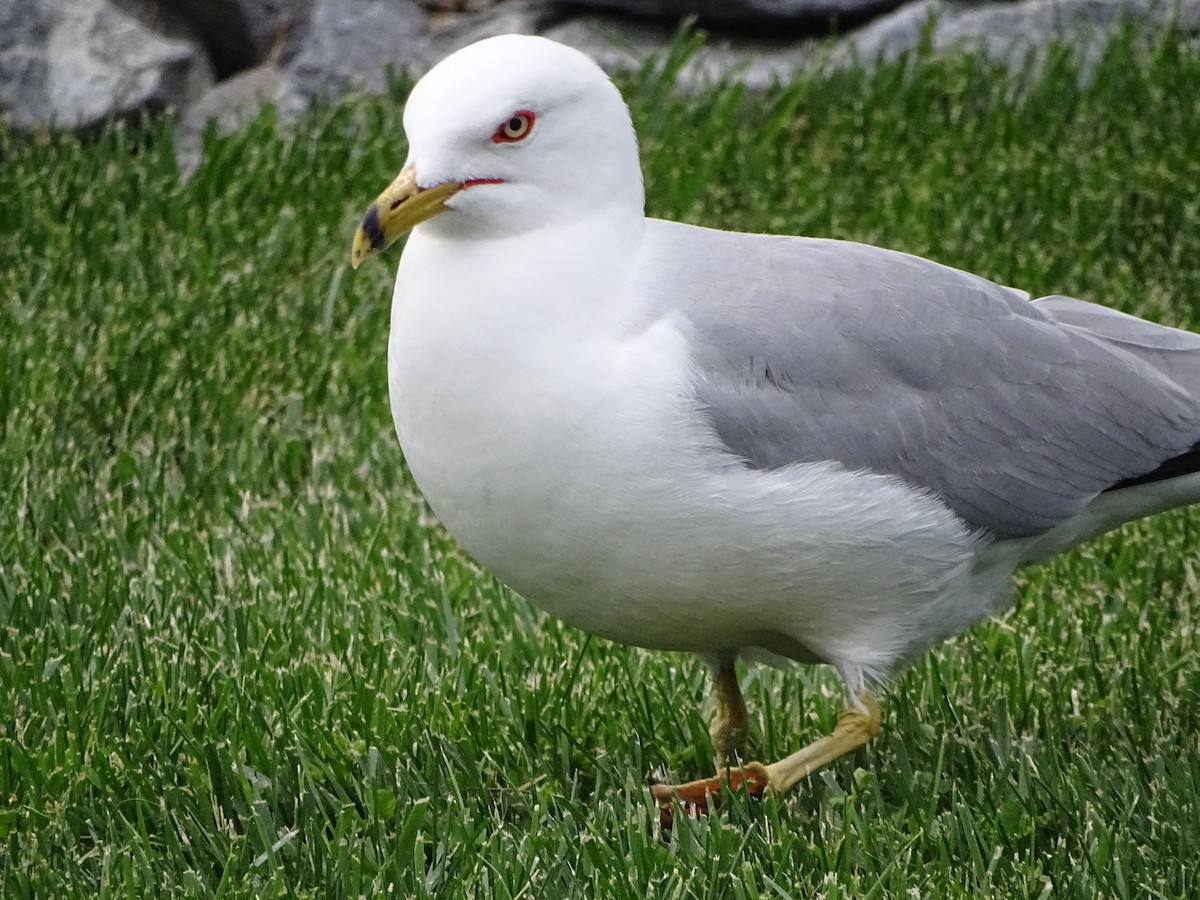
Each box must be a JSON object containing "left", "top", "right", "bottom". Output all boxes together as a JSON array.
[{"left": 3, "top": 30, "right": 1200, "bottom": 899}]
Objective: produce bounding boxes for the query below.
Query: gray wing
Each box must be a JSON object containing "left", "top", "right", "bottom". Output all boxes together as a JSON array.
[{"left": 644, "top": 219, "right": 1200, "bottom": 538}]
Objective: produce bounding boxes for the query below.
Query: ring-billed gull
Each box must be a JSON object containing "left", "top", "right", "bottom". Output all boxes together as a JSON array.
[{"left": 350, "top": 35, "right": 1200, "bottom": 823}]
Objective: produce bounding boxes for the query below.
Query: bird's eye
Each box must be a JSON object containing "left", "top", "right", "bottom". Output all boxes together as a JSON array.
[{"left": 493, "top": 110, "right": 535, "bottom": 144}]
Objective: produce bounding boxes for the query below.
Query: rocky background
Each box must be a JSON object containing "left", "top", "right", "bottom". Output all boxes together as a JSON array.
[{"left": 2, "top": 0, "right": 1198, "bottom": 170}]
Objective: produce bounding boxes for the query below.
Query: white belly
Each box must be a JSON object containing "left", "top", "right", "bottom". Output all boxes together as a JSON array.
[{"left": 386, "top": 230, "right": 999, "bottom": 687}]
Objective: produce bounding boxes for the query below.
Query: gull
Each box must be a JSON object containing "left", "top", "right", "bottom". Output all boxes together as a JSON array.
[{"left": 350, "top": 34, "right": 1200, "bottom": 822}]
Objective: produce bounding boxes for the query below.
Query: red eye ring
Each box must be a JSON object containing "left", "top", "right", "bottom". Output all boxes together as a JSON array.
[{"left": 493, "top": 110, "right": 535, "bottom": 144}]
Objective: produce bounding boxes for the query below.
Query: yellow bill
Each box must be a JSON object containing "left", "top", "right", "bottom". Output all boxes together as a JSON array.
[{"left": 350, "top": 166, "right": 463, "bottom": 269}]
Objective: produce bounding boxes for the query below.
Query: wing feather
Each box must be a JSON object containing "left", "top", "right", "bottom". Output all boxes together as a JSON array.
[{"left": 644, "top": 220, "right": 1200, "bottom": 537}]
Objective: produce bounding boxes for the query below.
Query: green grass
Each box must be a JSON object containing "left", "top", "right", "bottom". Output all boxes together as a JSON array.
[{"left": 3, "top": 31, "right": 1200, "bottom": 898}]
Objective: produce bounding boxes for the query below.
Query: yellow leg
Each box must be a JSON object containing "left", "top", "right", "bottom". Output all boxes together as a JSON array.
[
  {"left": 709, "top": 658, "right": 750, "bottom": 770},
  {"left": 763, "top": 697, "right": 881, "bottom": 792},
  {"left": 651, "top": 695, "right": 882, "bottom": 827}
]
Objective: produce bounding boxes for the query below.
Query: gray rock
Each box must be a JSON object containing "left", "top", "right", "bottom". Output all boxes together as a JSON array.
[
  {"left": 420, "top": 0, "right": 500, "bottom": 11},
  {"left": 832, "top": 0, "right": 1200, "bottom": 74},
  {"left": 543, "top": 14, "right": 673, "bottom": 75},
  {"left": 6, "top": 0, "right": 1199, "bottom": 144},
  {"left": 427, "top": 0, "right": 567, "bottom": 61},
  {"left": 175, "top": 63, "right": 306, "bottom": 176},
  {"left": 557, "top": 0, "right": 904, "bottom": 29},
  {"left": 0, "top": 0, "right": 212, "bottom": 134},
  {"left": 0, "top": 0, "right": 53, "bottom": 49},
  {"left": 155, "top": 0, "right": 315, "bottom": 77},
  {"left": 545, "top": 13, "right": 817, "bottom": 90},
  {"left": 287, "top": 0, "right": 429, "bottom": 99},
  {"left": 550, "top": 0, "right": 1200, "bottom": 91}
]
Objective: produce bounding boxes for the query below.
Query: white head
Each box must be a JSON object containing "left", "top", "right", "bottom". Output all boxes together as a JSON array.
[{"left": 352, "top": 35, "right": 644, "bottom": 262}]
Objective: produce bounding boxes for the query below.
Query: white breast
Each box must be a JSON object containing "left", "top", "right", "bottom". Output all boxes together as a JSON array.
[{"left": 387, "top": 225, "right": 1003, "bottom": 690}]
